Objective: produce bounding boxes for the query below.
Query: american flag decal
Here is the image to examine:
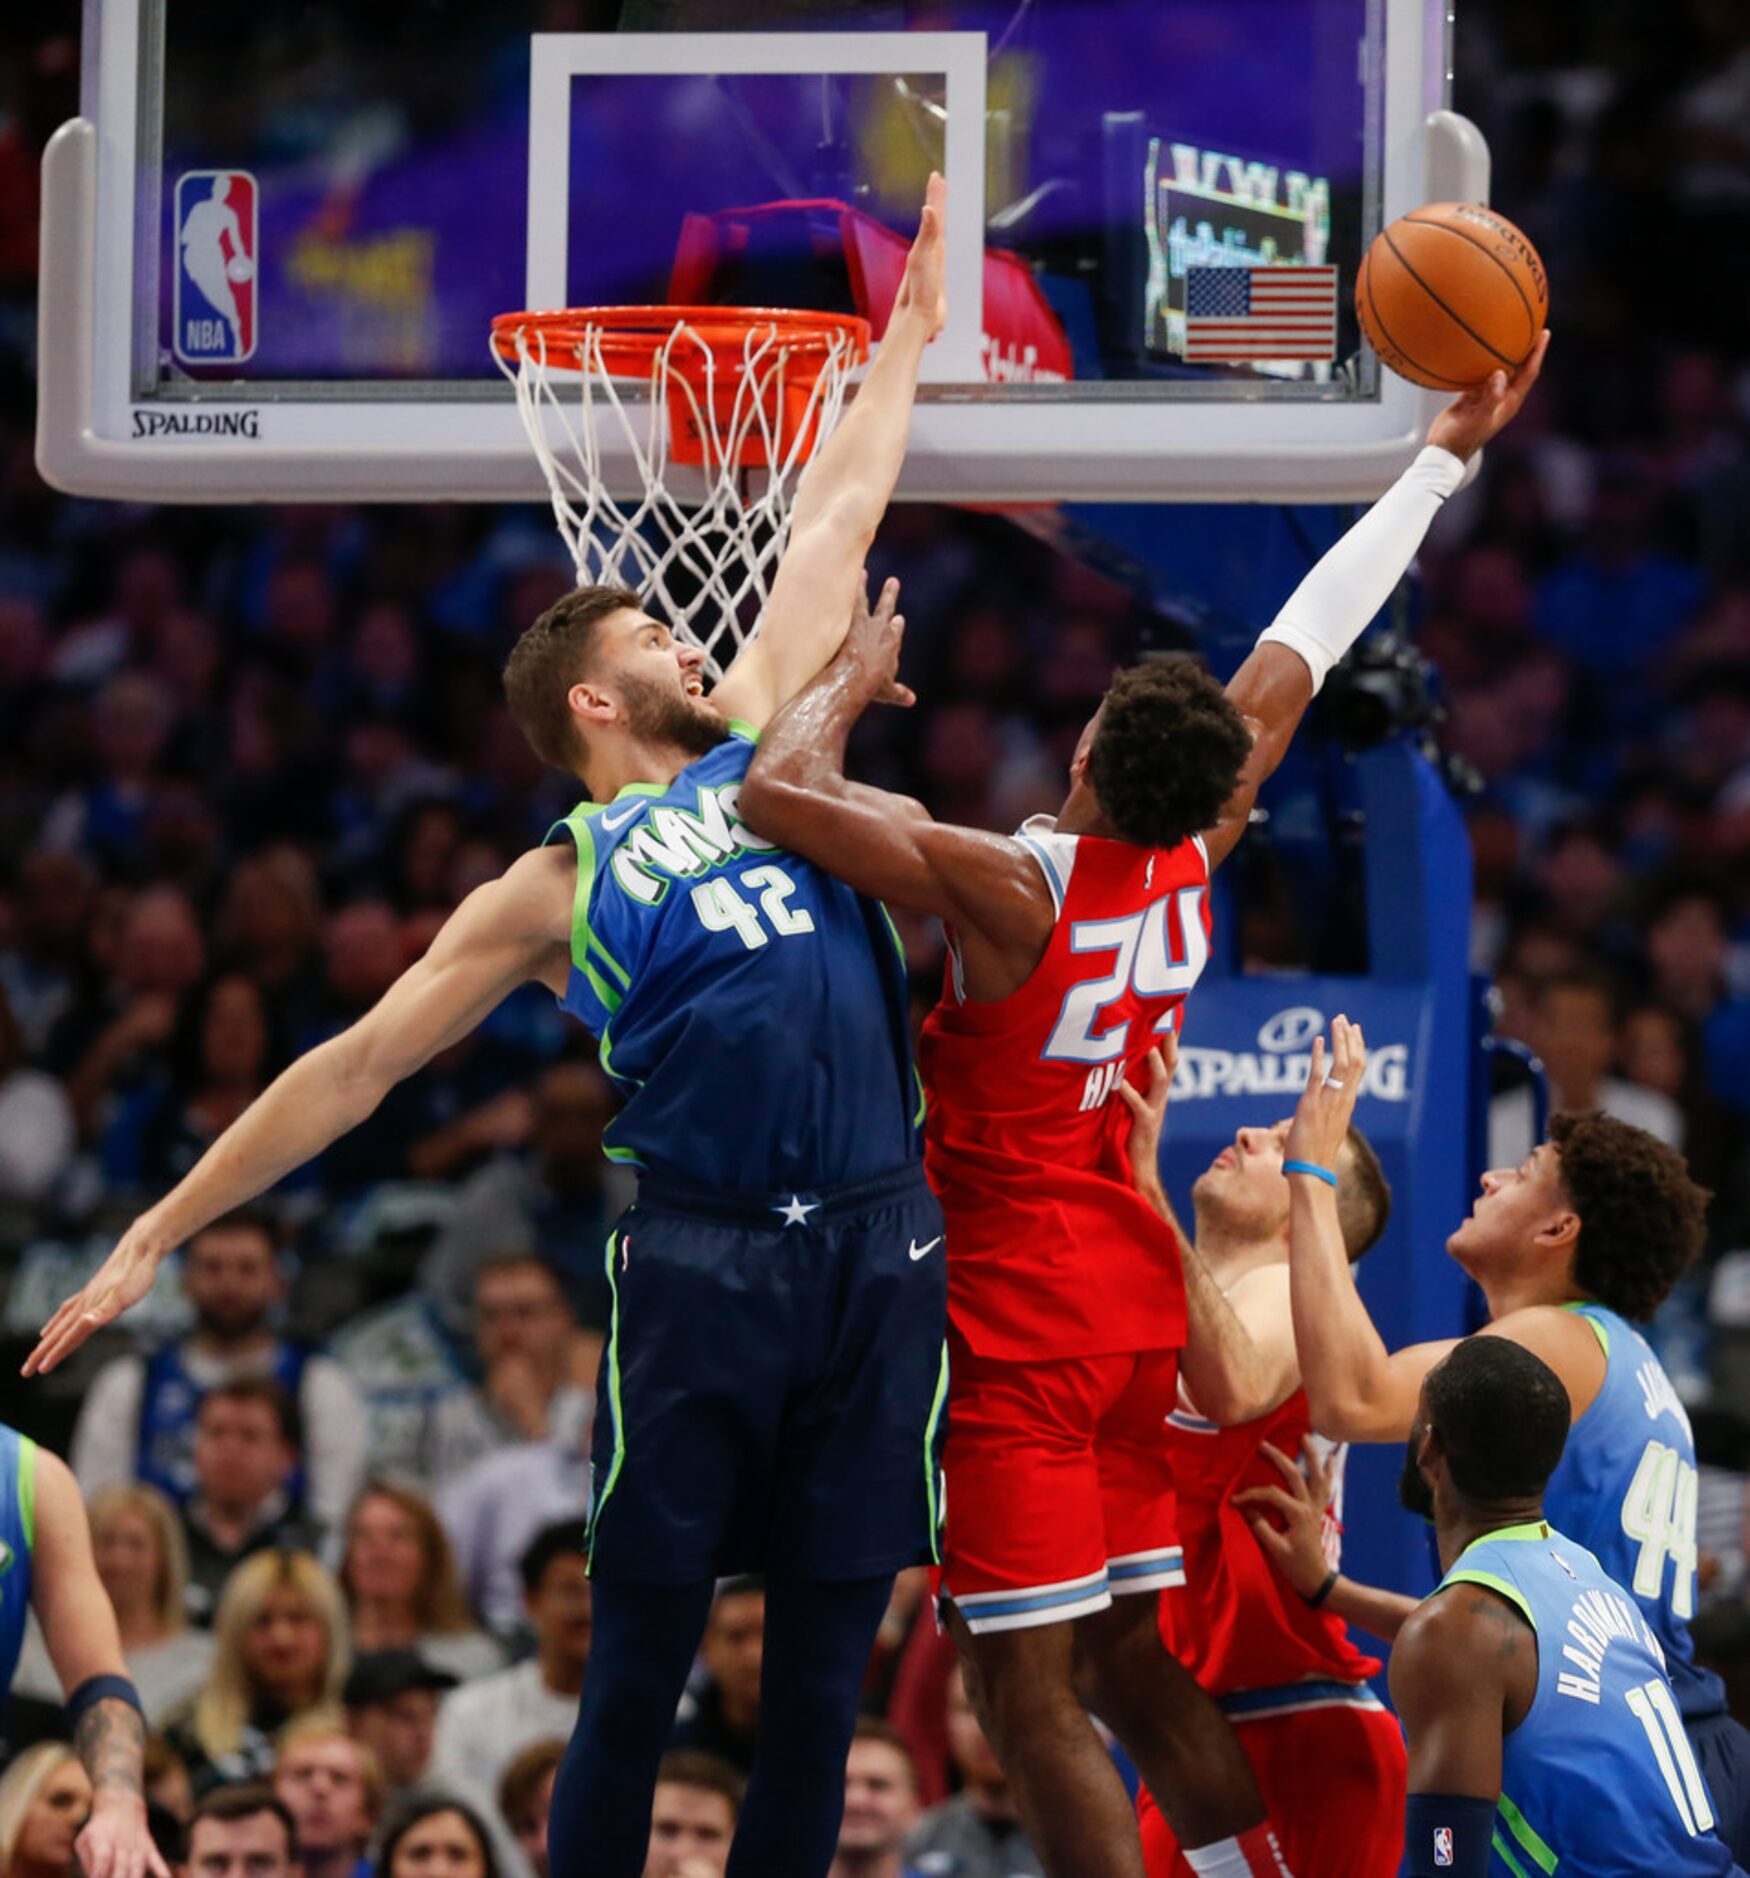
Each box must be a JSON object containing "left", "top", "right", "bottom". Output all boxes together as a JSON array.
[{"left": 1183, "top": 265, "right": 1338, "bottom": 361}]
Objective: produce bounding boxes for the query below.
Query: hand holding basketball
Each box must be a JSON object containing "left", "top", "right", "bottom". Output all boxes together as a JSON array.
[
  {"left": 1426, "top": 329, "right": 1550, "bottom": 464},
  {"left": 893, "top": 171, "right": 948, "bottom": 342}
]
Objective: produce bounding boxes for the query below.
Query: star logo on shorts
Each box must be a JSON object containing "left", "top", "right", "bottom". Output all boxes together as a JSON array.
[{"left": 773, "top": 1194, "right": 821, "bottom": 1228}]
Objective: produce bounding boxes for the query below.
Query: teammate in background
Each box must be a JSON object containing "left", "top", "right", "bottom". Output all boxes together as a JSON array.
[
  {"left": 740, "top": 346, "right": 1546, "bottom": 1878},
  {"left": 0, "top": 1423, "right": 171, "bottom": 1878},
  {"left": 27, "top": 179, "right": 951, "bottom": 1878},
  {"left": 1281, "top": 1015, "right": 1750, "bottom": 1861},
  {"left": 1388, "top": 1336, "right": 1746, "bottom": 1878},
  {"left": 1116, "top": 1037, "right": 1405, "bottom": 1878}
]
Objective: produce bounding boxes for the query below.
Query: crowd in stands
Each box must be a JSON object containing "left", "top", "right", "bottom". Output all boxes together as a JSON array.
[{"left": 1, "top": 0, "right": 1748, "bottom": 1873}]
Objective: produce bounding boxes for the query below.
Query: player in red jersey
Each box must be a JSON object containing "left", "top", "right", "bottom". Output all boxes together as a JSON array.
[
  {"left": 740, "top": 348, "right": 1543, "bottom": 1878},
  {"left": 1120, "top": 1040, "right": 1407, "bottom": 1878}
]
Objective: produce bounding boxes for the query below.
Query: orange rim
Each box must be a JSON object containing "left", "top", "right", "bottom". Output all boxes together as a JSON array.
[{"left": 490, "top": 305, "right": 871, "bottom": 377}]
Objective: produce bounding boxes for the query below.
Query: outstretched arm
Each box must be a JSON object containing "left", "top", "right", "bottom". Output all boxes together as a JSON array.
[
  {"left": 1283, "top": 1019, "right": 1455, "bottom": 1441},
  {"left": 740, "top": 579, "right": 1054, "bottom": 977},
  {"left": 712, "top": 176, "right": 947, "bottom": 730},
  {"left": 1203, "top": 335, "right": 1549, "bottom": 867},
  {"left": 26, "top": 848, "right": 574, "bottom": 1374},
  {"left": 32, "top": 1449, "right": 170, "bottom": 1878},
  {"left": 1122, "top": 1043, "right": 1301, "bottom": 1424}
]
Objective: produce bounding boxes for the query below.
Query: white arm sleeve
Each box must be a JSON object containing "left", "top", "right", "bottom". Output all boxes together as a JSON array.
[{"left": 1256, "top": 446, "right": 1466, "bottom": 693}]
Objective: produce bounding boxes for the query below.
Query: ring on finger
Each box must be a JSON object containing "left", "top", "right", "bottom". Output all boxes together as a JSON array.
[{"left": 1323, "top": 1076, "right": 1345, "bottom": 1090}]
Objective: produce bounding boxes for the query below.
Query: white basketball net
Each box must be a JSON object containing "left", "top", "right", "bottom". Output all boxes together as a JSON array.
[{"left": 495, "top": 315, "right": 862, "bottom": 677}]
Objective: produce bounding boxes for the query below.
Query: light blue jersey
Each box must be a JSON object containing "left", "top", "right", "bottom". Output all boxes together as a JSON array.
[
  {"left": 1544, "top": 1302, "right": 1726, "bottom": 1718},
  {"left": 1441, "top": 1520, "right": 1737, "bottom": 1878},
  {"left": 551, "top": 726, "right": 922, "bottom": 1191},
  {"left": 0, "top": 1425, "right": 37, "bottom": 1698}
]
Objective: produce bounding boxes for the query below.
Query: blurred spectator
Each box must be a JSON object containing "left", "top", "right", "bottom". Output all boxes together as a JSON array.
[
  {"left": 0, "top": 981, "right": 74, "bottom": 1205},
  {"left": 669, "top": 1578, "right": 763, "bottom": 1776},
  {"left": 496, "top": 1742, "right": 564, "bottom": 1878},
  {"left": 430, "top": 1521, "right": 590, "bottom": 1805},
  {"left": 180, "top": 1380, "right": 323, "bottom": 1627},
  {"left": 906, "top": 1666, "right": 1044, "bottom": 1878},
  {"left": 831, "top": 1721, "right": 922, "bottom": 1878},
  {"left": 0, "top": 850, "right": 95, "bottom": 1056},
  {"left": 421, "top": 1062, "right": 623, "bottom": 1332},
  {"left": 0, "top": 1744, "right": 91, "bottom": 1878},
  {"left": 49, "top": 885, "right": 206, "bottom": 1137},
  {"left": 72, "top": 1208, "right": 367, "bottom": 1530},
  {"left": 143, "top": 1736, "right": 194, "bottom": 1824},
  {"left": 343, "top": 1651, "right": 457, "bottom": 1806},
  {"left": 376, "top": 1797, "right": 499, "bottom": 1878},
  {"left": 339, "top": 1482, "right": 503, "bottom": 1681},
  {"left": 183, "top": 1785, "right": 298, "bottom": 1878},
  {"left": 642, "top": 1752, "right": 742, "bottom": 1878},
  {"left": 421, "top": 1255, "right": 592, "bottom": 1491},
  {"left": 168, "top": 1549, "right": 350, "bottom": 1794},
  {"left": 438, "top": 1392, "right": 592, "bottom": 1639},
  {"left": 210, "top": 849, "right": 323, "bottom": 1009},
  {"left": 11, "top": 1483, "right": 214, "bottom": 1721},
  {"left": 272, "top": 1721, "right": 383, "bottom": 1878},
  {"left": 1489, "top": 967, "right": 1685, "bottom": 1166}
]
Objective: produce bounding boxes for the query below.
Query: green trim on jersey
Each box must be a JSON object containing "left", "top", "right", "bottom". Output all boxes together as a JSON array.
[
  {"left": 1443, "top": 1567, "right": 1537, "bottom": 1630},
  {"left": 728, "top": 719, "right": 760, "bottom": 743},
  {"left": 875, "top": 905, "right": 928, "bottom": 1125},
  {"left": 17, "top": 1437, "right": 35, "bottom": 1550},
  {"left": 554, "top": 809, "right": 634, "bottom": 1019},
  {"left": 588, "top": 1232, "right": 629, "bottom": 1568},
  {"left": 1491, "top": 1831, "right": 1535, "bottom": 1878},
  {"left": 923, "top": 1343, "right": 950, "bottom": 1565},
  {"left": 1563, "top": 1300, "right": 1611, "bottom": 1357},
  {"left": 1496, "top": 1792, "right": 1558, "bottom": 1875}
]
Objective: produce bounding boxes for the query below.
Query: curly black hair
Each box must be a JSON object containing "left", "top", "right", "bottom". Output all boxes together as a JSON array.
[
  {"left": 1552, "top": 1110, "right": 1711, "bottom": 1321},
  {"left": 1086, "top": 656, "right": 1253, "bottom": 850}
]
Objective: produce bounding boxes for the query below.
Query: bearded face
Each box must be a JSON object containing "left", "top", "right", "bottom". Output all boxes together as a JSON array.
[
  {"left": 1398, "top": 1421, "right": 1435, "bottom": 1520},
  {"left": 617, "top": 669, "right": 732, "bottom": 761}
]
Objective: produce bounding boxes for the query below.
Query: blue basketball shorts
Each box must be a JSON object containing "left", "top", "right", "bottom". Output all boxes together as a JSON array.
[{"left": 585, "top": 1160, "right": 949, "bottom": 1583}]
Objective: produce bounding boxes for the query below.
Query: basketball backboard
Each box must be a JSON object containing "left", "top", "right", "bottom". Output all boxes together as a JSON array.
[{"left": 37, "top": 0, "right": 1486, "bottom": 504}]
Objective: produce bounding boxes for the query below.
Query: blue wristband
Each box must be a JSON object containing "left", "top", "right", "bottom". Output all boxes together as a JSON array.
[
  {"left": 1283, "top": 1159, "right": 1338, "bottom": 1188},
  {"left": 66, "top": 1674, "right": 143, "bottom": 1728}
]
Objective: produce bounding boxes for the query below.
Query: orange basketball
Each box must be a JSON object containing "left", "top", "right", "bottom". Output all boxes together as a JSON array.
[{"left": 1357, "top": 202, "right": 1548, "bottom": 391}]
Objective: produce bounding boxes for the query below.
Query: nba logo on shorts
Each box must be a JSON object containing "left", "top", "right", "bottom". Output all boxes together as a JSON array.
[
  {"left": 1433, "top": 1826, "right": 1454, "bottom": 1867},
  {"left": 174, "top": 171, "right": 258, "bottom": 365}
]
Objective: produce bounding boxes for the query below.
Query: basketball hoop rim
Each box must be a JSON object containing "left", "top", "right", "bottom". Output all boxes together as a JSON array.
[{"left": 490, "top": 305, "right": 871, "bottom": 377}]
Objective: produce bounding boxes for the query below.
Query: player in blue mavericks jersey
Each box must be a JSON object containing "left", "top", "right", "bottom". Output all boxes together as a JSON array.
[
  {"left": 1277, "top": 1016, "right": 1750, "bottom": 1861},
  {"left": 0, "top": 1424, "right": 169, "bottom": 1878},
  {"left": 27, "top": 180, "right": 951, "bottom": 1878},
  {"left": 1390, "top": 1337, "right": 1745, "bottom": 1878}
]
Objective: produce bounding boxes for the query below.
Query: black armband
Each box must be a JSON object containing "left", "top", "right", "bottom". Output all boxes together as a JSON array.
[
  {"left": 1304, "top": 1568, "right": 1340, "bottom": 1610},
  {"left": 66, "top": 1674, "right": 144, "bottom": 1728},
  {"left": 1401, "top": 1793, "right": 1495, "bottom": 1878}
]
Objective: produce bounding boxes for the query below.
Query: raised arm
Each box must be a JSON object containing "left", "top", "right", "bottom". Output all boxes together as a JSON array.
[
  {"left": 1121, "top": 1043, "right": 1300, "bottom": 1424},
  {"left": 711, "top": 175, "right": 946, "bottom": 731},
  {"left": 31, "top": 1448, "right": 169, "bottom": 1878},
  {"left": 1283, "top": 1019, "right": 1455, "bottom": 1441},
  {"left": 740, "top": 578, "right": 1054, "bottom": 984},
  {"left": 26, "top": 847, "right": 575, "bottom": 1375},
  {"left": 1203, "top": 335, "right": 1549, "bottom": 867}
]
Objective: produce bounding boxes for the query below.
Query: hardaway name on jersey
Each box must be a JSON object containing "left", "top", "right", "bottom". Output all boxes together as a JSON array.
[
  {"left": 920, "top": 815, "right": 1212, "bottom": 1361},
  {"left": 1163, "top": 1386, "right": 1381, "bottom": 1698},
  {"left": 1543, "top": 1302, "right": 1728, "bottom": 1719},
  {"left": 1438, "top": 1521, "right": 1736, "bottom": 1878},
  {"left": 551, "top": 728, "right": 921, "bottom": 1192}
]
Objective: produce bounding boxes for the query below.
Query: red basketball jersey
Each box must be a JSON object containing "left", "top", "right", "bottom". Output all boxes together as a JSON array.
[
  {"left": 1161, "top": 1385, "right": 1381, "bottom": 1694},
  {"left": 919, "top": 815, "right": 1213, "bottom": 1362}
]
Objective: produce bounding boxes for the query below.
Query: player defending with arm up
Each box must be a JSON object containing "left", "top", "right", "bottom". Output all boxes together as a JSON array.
[
  {"left": 739, "top": 352, "right": 1544, "bottom": 1878},
  {"left": 29, "top": 181, "right": 953, "bottom": 1878}
]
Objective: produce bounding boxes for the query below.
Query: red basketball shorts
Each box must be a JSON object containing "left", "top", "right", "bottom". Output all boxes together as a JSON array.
[
  {"left": 939, "top": 1335, "right": 1184, "bottom": 1633},
  {"left": 1139, "top": 1691, "right": 1407, "bottom": 1878}
]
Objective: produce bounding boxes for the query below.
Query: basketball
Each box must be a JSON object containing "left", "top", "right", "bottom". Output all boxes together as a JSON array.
[
  {"left": 1357, "top": 202, "right": 1548, "bottom": 391},
  {"left": 226, "top": 254, "right": 255, "bottom": 284}
]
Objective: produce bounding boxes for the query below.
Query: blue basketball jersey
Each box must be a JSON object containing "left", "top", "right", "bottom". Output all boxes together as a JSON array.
[
  {"left": 1439, "top": 1520, "right": 1736, "bottom": 1878},
  {"left": 0, "top": 1425, "right": 38, "bottom": 1696},
  {"left": 552, "top": 727, "right": 922, "bottom": 1191},
  {"left": 1543, "top": 1302, "right": 1726, "bottom": 1718}
]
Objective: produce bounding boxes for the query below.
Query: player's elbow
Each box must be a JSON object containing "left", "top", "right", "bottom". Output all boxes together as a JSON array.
[
  {"left": 738, "top": 762, "right": 815, "bottom": 845},
  {"left": 1302, "top": 1380, "right": 1390, "bottom": 1445}
]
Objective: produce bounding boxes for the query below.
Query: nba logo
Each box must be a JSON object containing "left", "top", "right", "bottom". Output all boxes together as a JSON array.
[
  {"left": 1433, "top": 1827, "right": 1454, "bottom": 1867},
  {"left": 174, "top": 171, "right": 258, "bottom": 364}
]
